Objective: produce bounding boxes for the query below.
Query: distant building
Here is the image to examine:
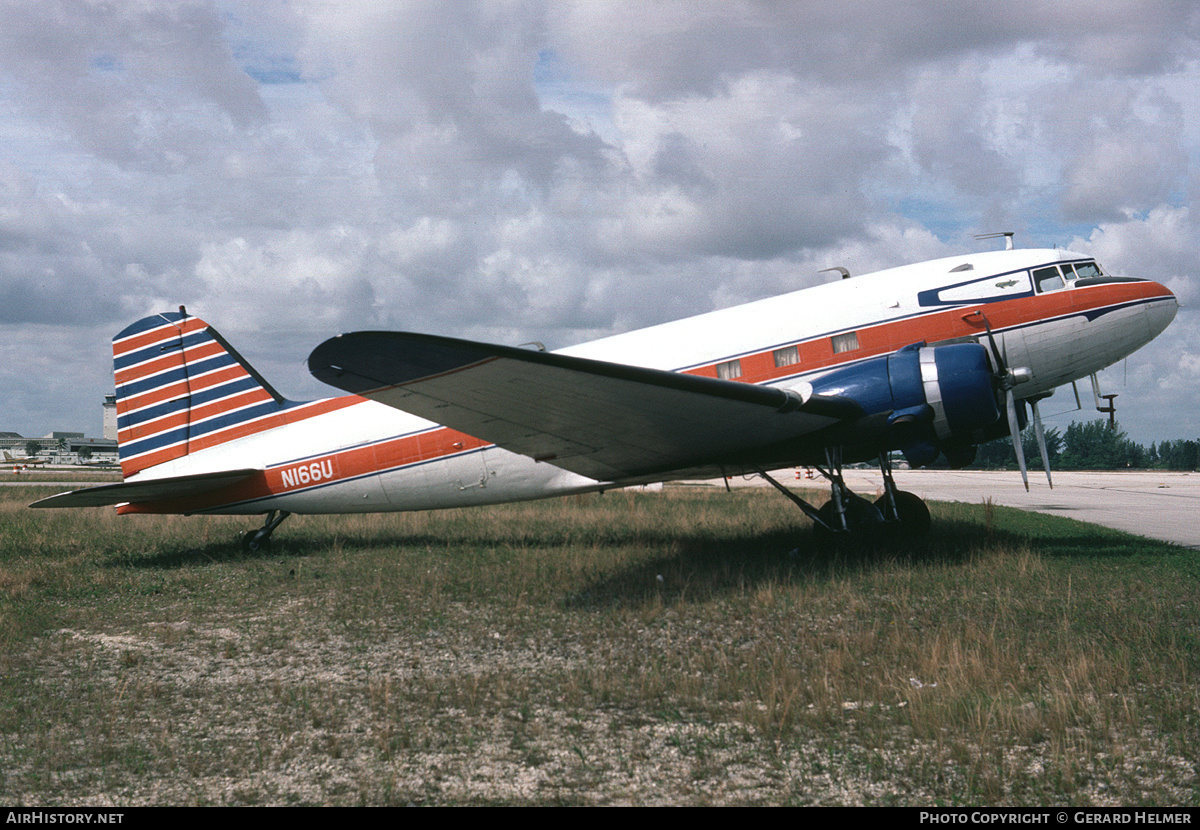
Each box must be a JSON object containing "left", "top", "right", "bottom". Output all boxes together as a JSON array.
[
  {"left": 0, "top": 426, "right": 116, "bottom": 464},
  {"left": 44, "top": 433, "right": 118, "bottom": 460}
]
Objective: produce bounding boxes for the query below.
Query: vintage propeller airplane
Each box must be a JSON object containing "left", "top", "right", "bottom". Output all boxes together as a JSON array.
[{"left": 32, "top": 243, "right": 1177, "bottom": 548}]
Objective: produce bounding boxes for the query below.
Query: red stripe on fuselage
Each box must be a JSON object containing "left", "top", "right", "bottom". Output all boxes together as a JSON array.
[
  {"left": 180, "top": 396, "right": 364, "bottom": 455},
  {"left": 117, "top": 424, "right": 490, "bottom": 514},
  {"left": 685, "top": 280, "right": 1168, "bottom": 384}
]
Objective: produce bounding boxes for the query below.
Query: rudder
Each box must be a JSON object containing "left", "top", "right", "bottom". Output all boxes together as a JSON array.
[{"left": 113, "top": 309, "right": 286, "bottom": 476}]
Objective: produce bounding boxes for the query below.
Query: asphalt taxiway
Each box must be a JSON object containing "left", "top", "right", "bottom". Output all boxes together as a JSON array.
[{"left": 730, "top": 469, "right": 1200, "bottom": 549}]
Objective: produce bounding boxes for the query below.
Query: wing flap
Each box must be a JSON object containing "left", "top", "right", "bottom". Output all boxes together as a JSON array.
[
  {"left": 309, "top": 332, "right": 861, "bottom": 481},
  {"left": 30, "top": 469, "right": 261, "bottom": 508}
]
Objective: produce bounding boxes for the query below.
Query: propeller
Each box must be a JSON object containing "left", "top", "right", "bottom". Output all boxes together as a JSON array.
[
  {"left": 1004, "top": 382, "right": 1029, "bottom": 490},
  {"left": 968, "top": 310, "right": 1048, "bottom": 490},
  {"left": 1029, "top": 398, "right": 1053, "bottom": 489}
]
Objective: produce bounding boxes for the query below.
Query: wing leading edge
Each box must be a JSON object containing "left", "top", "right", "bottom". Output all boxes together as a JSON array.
[{"left": 309, "top": 332, "right": 861, "bottom": 482}]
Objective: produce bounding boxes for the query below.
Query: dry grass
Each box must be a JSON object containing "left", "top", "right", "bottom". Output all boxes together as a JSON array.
[
  {"left": 0, "top": 470, "right": 121, "bottom": 483},
  {"left": 0, "top": 484, "right": 1197, "bottom": 805}
]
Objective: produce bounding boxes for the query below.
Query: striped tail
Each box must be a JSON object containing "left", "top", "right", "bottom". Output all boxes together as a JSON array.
[{"left": 113, "top": 309, "right": 286, "bottom": 477}]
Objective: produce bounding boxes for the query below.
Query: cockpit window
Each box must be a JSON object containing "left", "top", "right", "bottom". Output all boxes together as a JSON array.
[
  {"left": 1033, "top": 266, "right": 1065, "bottom": 293},
  {"left": 1073, "top": 261, "right": 1102, "bottom": 279}
]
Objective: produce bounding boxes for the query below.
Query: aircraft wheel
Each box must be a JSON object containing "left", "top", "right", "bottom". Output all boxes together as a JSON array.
[
  {"left": 241, "top": 529, "right": 270, "bottom": 552},
  {"left": 813, "top": 495, "right": 884, "bottom": 543},
  {"left": 875, "top": 490, "right": 931, "bottom": 539}
]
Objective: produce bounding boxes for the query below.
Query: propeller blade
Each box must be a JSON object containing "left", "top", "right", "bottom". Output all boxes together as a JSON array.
[
  {"left": 1030, "top": 399, "right": 1053, "bottom": 489},
  {"left": 976, "top": 312, "right": 1006, "bottom": 373},
  {"left": 1006, "top": 390, "right": 1029, "bottom": 491},
  {"left": 976, "top": 310, "right": 1035, "bottom": 491}
]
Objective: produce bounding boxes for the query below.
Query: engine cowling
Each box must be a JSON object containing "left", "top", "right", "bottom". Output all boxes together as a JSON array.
[{"left": 807, "top": 342, "right": 1001, "bottom": 467}]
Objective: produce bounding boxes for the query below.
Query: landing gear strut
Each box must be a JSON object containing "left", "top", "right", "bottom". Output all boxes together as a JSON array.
[
  {"left": 873, "top": 451, "right": 930, "bottom": 538},
  {"left": 241, "top": 510, "right": 291, "bottom": 551},
  {"left": 755, "top": 447, "right": 930, "bottom": 543}
]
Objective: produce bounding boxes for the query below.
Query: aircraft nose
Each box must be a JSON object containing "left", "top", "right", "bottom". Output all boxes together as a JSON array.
[{"left": 1145, "top": 280, "right": 1179, "bottom": 339}]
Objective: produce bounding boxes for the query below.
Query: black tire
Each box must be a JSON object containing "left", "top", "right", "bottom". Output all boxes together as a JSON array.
[
  {"left": 813, "top": 494, "right": 884, "bottom": 543},
  {"left": 874, "top": 490, "right": 931, "bottom": 539},
  {"left": 241, "top": 529, "right": 271, "bottom": 552}
]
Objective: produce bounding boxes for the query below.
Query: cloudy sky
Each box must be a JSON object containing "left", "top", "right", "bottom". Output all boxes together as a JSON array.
[{"left": 1, "top": 0, "right": 1197, "bottom": 447}]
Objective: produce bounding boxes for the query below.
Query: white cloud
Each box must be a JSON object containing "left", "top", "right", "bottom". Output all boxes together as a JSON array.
[{"left": 1070, "top": 206, "right": 1197, "bottom": 283}]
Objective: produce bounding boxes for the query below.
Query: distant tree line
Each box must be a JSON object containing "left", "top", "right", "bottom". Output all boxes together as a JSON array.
[{"left": 970, "top": 419, "right": 1199, "bottom": 471}]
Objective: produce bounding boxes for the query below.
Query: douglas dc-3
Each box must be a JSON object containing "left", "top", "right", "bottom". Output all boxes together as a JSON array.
[{"left": 33, "top": 243, "right": 1178, "bottom": 549}]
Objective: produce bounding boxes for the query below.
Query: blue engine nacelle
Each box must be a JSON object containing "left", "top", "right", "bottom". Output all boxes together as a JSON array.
[{"left": 808, "top": 342, "right": 1000, "bottom": 467}]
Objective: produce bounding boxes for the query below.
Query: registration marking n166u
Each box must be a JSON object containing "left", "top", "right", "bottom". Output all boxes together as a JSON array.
[{"left": 280, "top": 458, "right": 336, "bottom": 489}]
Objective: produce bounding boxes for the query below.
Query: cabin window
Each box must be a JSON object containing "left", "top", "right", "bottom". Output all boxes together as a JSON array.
[
  {"left": 716, "top": 359, "right": 742, "bottom": 380},
  {"left": 926, "top": 271, "right": 1032, "bottom": 304},
  {"left": 831, "top": 331, "right": 859, "bottom": 354},
  {"left": 773, "top": 345, "right": 799, "bottom": 368},
  {"left": 1033, "top": 266, "right": 1065, "bottom": 293}
]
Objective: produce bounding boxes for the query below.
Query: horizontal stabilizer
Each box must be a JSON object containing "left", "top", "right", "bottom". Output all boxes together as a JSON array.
[
  {"left": 309, "top": 331, "right": 861, "bottom": 481},
  {"left": 30, "top": 469, "right": 260, "bottom": 509}
]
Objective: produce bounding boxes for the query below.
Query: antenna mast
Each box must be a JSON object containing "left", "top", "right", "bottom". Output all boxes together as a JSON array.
[{"left": 975, "top": 232, "right": 1015, "bottom": 251}]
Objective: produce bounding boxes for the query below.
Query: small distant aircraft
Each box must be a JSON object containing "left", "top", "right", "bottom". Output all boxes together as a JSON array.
[
  {"left": 5, "top": 451, "right": 48, "bottom": 468},
  {"left": 32, "top": 245, "right": 1177, "bottom": 548}
]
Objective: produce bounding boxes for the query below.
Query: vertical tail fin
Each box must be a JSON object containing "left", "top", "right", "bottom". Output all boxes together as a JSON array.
[{"left": 113, "top": 309, "right": 287, "bottom": 476}]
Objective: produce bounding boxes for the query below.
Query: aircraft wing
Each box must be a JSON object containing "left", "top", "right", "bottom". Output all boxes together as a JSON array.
[
  {"left": 30, "top": 469, "right": 261, "bottom": 508},
  {"left": 309, "top": 332, "right": 862, "bottom": 482}
]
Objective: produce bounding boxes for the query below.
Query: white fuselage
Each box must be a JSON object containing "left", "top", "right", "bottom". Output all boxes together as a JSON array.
[{"left": 123, "top": 248, "right": 1178, "bottom": 516}]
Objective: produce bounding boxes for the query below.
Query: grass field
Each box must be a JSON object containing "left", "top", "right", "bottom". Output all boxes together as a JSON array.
[
  {"left": 1, "top": 470, "right": 121, "bottom": 483},
  {"left": 1, "top": 482, "right": 1197, "bottom": 805}
]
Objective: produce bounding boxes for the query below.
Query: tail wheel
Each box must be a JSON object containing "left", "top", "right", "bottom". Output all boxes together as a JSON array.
[{"left": 241, "top": 529, "right": 271, "bottom": 552}]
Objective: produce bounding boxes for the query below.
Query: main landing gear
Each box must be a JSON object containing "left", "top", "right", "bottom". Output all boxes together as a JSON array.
[
  {"left": 241, "top": 510, "right": 291, "bottom": 551},
  {"left": 756, "top": 448, "right": 930, "bottom": 544}
]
